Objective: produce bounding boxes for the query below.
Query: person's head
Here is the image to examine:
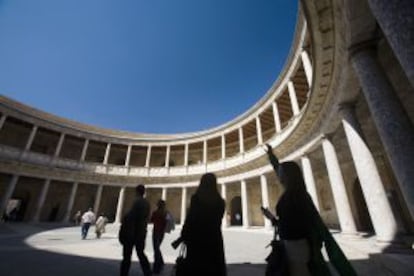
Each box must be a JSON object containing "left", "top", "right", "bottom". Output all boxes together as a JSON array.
[
  {"left": 136, "top": 184, "right": 145, "bottom": 197},
  {"left": 196, "top": 173, "right": 220, "bottom": 201},
  {"left": 88, "top": 207, "right": 93, "bottom": 212},
  {"left": 278, "top": 161, "right": 306, "bottom": 191},
  {"left": 157, "top": 199, "right": 166, "bottom": 210}
]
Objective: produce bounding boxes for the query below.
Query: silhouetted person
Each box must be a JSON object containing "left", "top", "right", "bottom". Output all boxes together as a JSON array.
[
  {"left": 150, "top": 199, "right": 167, "bottom": 274},
  {"left": 119, "top": 184, "right": 152, "bottom": 276},
  {"left": 81, "top": 208, "right": 95, "bottom": 239},
  {"left": 263, "top": 144, "right": 356, "bottom": 276},
  {"left": 174, "top": 173, "right": 227, "bottom": 276},
  {"left": 95, "top": 213, "right": 108, "bottom": 239},
  {"left": 73, "top": 210, "right": 81, "bottom": 225}
]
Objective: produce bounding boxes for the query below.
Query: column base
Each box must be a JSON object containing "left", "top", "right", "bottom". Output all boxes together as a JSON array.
[
  {"left": 375, "top": 235, "right": 414, "bottom": 254},
  {"left": 339, "top": 231, "right": 361, "bottom": 240}
]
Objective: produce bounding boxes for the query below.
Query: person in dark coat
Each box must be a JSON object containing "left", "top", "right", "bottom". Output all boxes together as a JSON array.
[
  {"left": 177, "top": 173, "right": 227, "bottom": 276},
  {"left": 119, "top": 184, "right": 152, "bottom": 276},
  {"left": 262, "top": 144, "right": 357, "bottom": 276}
]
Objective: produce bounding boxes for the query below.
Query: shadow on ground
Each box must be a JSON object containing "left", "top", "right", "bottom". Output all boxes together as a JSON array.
[{"left": 0, "top": 223, "right": 413, "bottom": 276}]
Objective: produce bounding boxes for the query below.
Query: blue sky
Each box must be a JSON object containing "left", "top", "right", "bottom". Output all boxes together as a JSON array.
[{"left": 0, "top": 0, "right": 297, "bottom": 134}]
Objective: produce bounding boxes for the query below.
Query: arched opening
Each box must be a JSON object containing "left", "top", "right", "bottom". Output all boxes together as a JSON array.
[
  {"left": 230, "top": 196, "right": 242, "bottom": 226},
  {"left": 5, "top": 194, "right": 29, "bottom": 222}
]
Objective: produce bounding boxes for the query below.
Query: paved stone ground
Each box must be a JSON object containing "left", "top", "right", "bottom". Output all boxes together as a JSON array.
[{"left": 0, "top": 223, "right": 413, "bottom": 275}]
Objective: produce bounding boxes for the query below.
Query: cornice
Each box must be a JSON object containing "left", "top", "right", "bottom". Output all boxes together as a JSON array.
[{"left": 276, "top": 0, "right": 342, "bottom": 158}]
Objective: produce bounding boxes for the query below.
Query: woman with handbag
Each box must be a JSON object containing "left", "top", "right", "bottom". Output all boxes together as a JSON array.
[
  {"left": 263, "top": 144, "right": 357, "bottom": 276},
  {"left": 172, "top": 173, "right": 227, "bottom": 276}
]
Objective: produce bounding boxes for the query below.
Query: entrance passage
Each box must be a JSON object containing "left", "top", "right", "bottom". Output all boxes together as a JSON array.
[
  {"left": 230, "top": 196, "right": 242, "bottom": 226},
  {"left": 3, "top": 198, "right": 25, "bottom": 222}
]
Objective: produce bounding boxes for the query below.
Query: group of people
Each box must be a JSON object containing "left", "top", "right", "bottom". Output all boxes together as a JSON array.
[
  {"left": 74, "top": 208, "right": 108, "bottom": 240},
  {"left": 118, "top": 185, "right": 175, "bottom": 276},
  {"left": 118, "top": 144, "right": 356, "bottom": 276}
]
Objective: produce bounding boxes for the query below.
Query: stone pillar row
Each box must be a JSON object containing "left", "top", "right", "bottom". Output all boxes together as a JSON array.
[
  {"left": 351, "top": 44, "right": 414, "bottom": 219},
  {"left": 0, "top": 130, "right": 401, "bottom": 243},
  {"left": 0, "top": 60, "right": 307, "bottom": 168}
]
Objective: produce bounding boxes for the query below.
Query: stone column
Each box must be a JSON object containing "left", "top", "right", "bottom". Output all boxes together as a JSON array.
[
  {"left": 115, "top": 187, "right": 126, "bottom": 223},
  {"left": 272, "top": 102, "right": 282, "bottom": 133},
  {"left": 54, "top": 133, "right": 65, "bottom": 157},
  {"left": 0, "top": 175, "right": 19, "bottom": 221},
  {"left": 221, "top": 134, "right": 226, "bottom": 159},
  {"left": 63, "top": 182, "right": 78, "bottom": 223},
  {"left": 180, "top": 187, "right": 187, "bottom": 225},
  {"left": 351, "top": 45, "right": 414, "bottom": 218},
  {"left": 241, "top": 180, "right": 249, "bottom": 228},
  {"left": 162, "top": 188, "right": 167, "bottom": 201},
  {"left": 80, "top": 139, "right": 89, "bottom": 161},
  {"left": 145, "top": 145, "right": 152, "bottom": 167},
  {"left": 125, "top": 145, "right": 132, "bottom": 166},
  {"left": 93, "top": 185, "right": 103, "bottom": 215},
  {"left": 340, "top": 104, "right": 399, "bottom": 241},
  {"left": 221, "top": 183, "right": 228, "bottom": 227},
  {"left": 32, "top": 179, "right": 51, "bottom": 222},
  {"left": 256, "top": 117, "right": 263, "bottom": 145},
  {"left": 260, "top": 175, "right": 272, "bottom": 228},
  {"left": 288, "top": 81, "right": 300, "bottom": 115},
  {"left": 25, "top": 125, "right": 38, "bottom": 151},
  {"left": 239, "top": 128, "right": 244, "bottom": 153},
  {"left": 367, "top": 0, "right": 414, "bottom": 85},
  {"left": 0, "top": 114, "right": 7, "bottom": 131},
  {"left": 165, "top": 145, "right": 170, "bottom": 167},
  {"left": 103, "top": 143, "right": 111, "bottom": 165},
  {"left": 184, "top": 143, "right": 189, "bottom": 166},
  {"left": 300, "top": 156, "right": 321, "bottom": 211},
  {"left": 322, "top": 138, "right": 358, "bottom": 234},
  {"left": 203, "top": 140, "right": 207, "bottom": 164},
  {"left": 301, "top": 50, "right": 313, "bottom": 86}
]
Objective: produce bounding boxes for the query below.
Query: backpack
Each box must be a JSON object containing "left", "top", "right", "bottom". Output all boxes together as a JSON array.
[{"left": 165, "top": 212, "right": 175, "bottom": 233}]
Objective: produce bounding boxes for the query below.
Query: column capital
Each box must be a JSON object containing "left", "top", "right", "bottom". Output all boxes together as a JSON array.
[
  {"left": 321, "top": 133, "right": 335, "bottom": 142},
  {"left": 338, "top": 101, "right": 357, "bottom": 114}
]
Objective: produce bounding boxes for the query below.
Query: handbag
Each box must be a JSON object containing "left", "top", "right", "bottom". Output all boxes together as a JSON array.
[
  {"left": 265, "top": 231, "right": 289, "bottom": 276},
  {"left": 171, "top": 243, "right": 188, "bottom": 276}
]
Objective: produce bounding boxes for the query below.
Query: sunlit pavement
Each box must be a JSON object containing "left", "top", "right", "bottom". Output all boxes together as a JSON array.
[{"left": 1, "top": 223, "right": 413, "bottom": 276}]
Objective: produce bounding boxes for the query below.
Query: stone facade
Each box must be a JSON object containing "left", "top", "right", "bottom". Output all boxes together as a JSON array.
[{"left": 0, "top": 1, "right": 413, "bottom": 244}]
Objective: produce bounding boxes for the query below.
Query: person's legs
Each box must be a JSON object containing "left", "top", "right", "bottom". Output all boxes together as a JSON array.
[
  {"left": 152, "top": 232, "right": 165, "bottom": 273},
  {"left": 136, "top": 237, "right": 152, "bottom": 276},
  {"left": 284, "top": 239, "right": 311, "bottom": 276},
  {"left": 81, "top": 224, "right": 87, "bottom": 239},
  {"left": 158, "top": 233, "right": 165, "bottom": 267},
  {"left": 83, "top": 223, "right": 91, "bottom": 239},
  {"left": 120, "top": 243, "right": 133, "bottom": 276}
]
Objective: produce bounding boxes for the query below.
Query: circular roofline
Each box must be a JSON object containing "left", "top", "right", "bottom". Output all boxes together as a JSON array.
[{"left": 1, "top": 7, "right": 306, "bottom": 143}]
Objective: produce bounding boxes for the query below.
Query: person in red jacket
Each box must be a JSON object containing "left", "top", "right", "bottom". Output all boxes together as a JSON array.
[{"left": 150, "top": 199, "right": 167, "bottom": 274}]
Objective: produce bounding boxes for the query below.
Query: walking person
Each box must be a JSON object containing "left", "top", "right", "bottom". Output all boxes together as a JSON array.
[
  {"left": 262, "top": 144, "right": 356, "bottom": 276},
  {"left": 172, "top": 173, "right": 227, "bottom": 276},
  {"left": 119, "top": 184, "right": 152, "bottom": 276},
  {"left": 150, "top": 199, "right": 167, "bottom": 274},
  {"left": 81, "top": 208, "right": 95, "bottom": 239},
  {"left": 95, "top": 213, "right": 108, "bottom": 239},
  {"left": 73, "top": 210, "right": 81, "bottom": 225}
]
